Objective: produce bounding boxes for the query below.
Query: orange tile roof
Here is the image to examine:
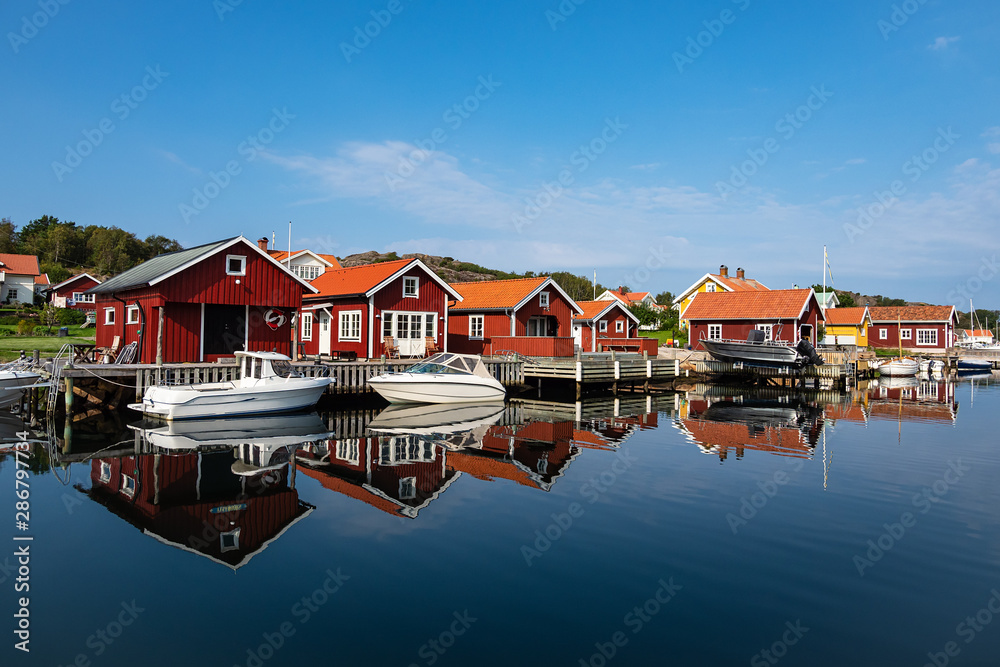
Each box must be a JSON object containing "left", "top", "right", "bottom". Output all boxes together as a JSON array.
[
  {"left": 34, "top": 274, "right": 50, "bottom": 285},
  {"left": 712, "top": 273, "right": 769, "bottom": 292},
  {"left": 446, "top": 450, "right": 536, "bottom": 488},
  {"left": 868, "top": 306, "right": 955, "bottom": 323},
  {"left": 307, "top": 258, "right": 414, "bottom": 298},
  {"left": 0, "top": 254, "right": 40, "bottom": 276},
  {"left": 681, "top": 288, "right": 815, "bottom": 321},
  {"left": 606, "top": 290, "right": 652, "bottom": 305},
  {"left": 450, "top": 276, "right": 548, "bottom": 310},
  {"left": 962, "top": 329, "right": 993, "bottom": 337},
  {"left": 824, "top": 307, "right": 869, "bottom": 326},
  {"left": 268, "top": 249, "right": 342, "bottom": 269},
  {"left": 574, "top": 300, "right": 624, "bottom": 321},
  {"left": 680, "top": 419, "right": 813, "bottom": 459}
]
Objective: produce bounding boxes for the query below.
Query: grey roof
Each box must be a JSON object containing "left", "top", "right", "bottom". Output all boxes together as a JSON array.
[{"left": 86, "top": 238, "right": 236, "bottom": 294}]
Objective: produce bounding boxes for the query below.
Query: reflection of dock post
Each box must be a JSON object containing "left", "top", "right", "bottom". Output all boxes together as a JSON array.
[{"left": 289, "top": 450, "right": 297, "bottom": 489}]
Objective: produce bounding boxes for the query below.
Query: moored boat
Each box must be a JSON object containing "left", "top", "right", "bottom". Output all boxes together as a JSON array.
[
  {"left": 956, "top": 358, "right": 993, "bottom": 373},
  {"left": 368, "top": 352, "right": 505, "bottom": 404},
  {"left": 918, "top": 359, "right": 945, "bottom": 373},
  {"left": 876, "top": 357, "right": 919, "bottom": 376},
  {"left": 700, "top": 330, "right": 824, "bottom": 368},
  {"left": 128, "top": 351, "right": 332, "bottom": 420}
]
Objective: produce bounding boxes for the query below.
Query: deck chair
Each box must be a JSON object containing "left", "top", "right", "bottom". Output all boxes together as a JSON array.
[
  {"left": 383, "top": 336, "right": 400, "bottom": 359},
  {"left": 114, "top": 341, "right": 138, "bottom": 364},
  {"left": 424, "top": 336, "right": 440, "bottom": 356},
  {"left": 98, "top": 335, "right": 121, "bottom": 363}
]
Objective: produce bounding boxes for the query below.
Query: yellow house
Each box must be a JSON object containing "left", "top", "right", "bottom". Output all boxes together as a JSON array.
[
  {"left": 822, "top": 306, "right": 871, "bottom": 346},
  {"left": 672, "top": 265, "right": 769, "bottom": 329}
]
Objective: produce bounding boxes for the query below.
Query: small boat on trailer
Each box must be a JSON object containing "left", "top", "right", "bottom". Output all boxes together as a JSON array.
[
  {"left": 700, "top": 330, "right": 824, "bottom": 368},
  {"left": 368, "top": 352, "right": 505, "bottom": 404},
  {"left": 128, "top": 351, "right": 332, "bottom": 420}
]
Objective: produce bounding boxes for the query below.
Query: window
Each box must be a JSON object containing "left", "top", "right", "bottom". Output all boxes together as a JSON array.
[
  {"left": 219, "top": 528, "right": 241, "bottom": 553},
  {"left": 615, "top": 321, "right": 625, "bottom": 333},
  {"left": 879, "top": 328, "right": 887, "bottom": 340},
  {"left": 104, "top": 308, "right": 116, "bottom": 325},
  {"left": 539, "top": 292, "right": 550, "bottom": 308},
  {"left": 336, "top": 439, "right": 359, "bottom": 465},
  {"left": 470, "top": 315, "right": 484, "bottom": 339},
  {"left": 599, "top": 321, "right": 608, "bottom": 333},
  {"left": 99, "top": 462, "right": 112, "bottom": 484},
  {"left": 403, "top": 277, "right": 419, "bottom": 298},
  {"left": 383, "top": 313, "right": 393, "bottom": 339},
  {"left": 291, "top": 264, "right": 322, "bottom": 281},
  {"left": 6, "top": 288, "right": 18, "bottom": 301},
  {"left": 756, "top": 324, "right": 773, "bottom": 341},
  {"left": 706, "top": 283, "right": 716, "bottom": 292},
  {"left": 399, "top": 477, "right": 417, "bottom": 500},
  {"left": 900, "top": 328, "right": 912, "bottom": 340},
  {"left": 121, "top": 474, "right": 136, "bottom": 498},
  {"left": 72, "top": 291, "right": 95, "bottom": 304},
  {"left": 301, "top": 312, "right": 313, "bottom": 341},
  {"left": 126, "top": 305, "right": 139, "bottom": 325},
  {"left": 708, "top": 324, "right": 722, "bottom": 340},
  {"left": 425, "top": 315, "right": 435, "bottom": 338},
  {"left": 527, "top": 317, "right": 547, "bottom": 336},
  {"left": 226, "top": 254, "right": 246, "bottom": 276},
  {"left": 338, "top": 310, "right": 361, "bottom": 341},
  {"left": 917, "top": 329, "right": 938, "bottom": 346}
]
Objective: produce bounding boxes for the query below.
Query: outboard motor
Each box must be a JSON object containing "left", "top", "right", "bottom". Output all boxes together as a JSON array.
[{"left": 796, "top": 338, "right": 824, "bottom": 365}]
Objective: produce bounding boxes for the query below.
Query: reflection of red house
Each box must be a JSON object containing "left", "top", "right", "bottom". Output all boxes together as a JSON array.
[
  {"left": 299, "top": 258, "right": 462, "bottom": 360},
  {"left": 866, "top": 379, "right": 958, "bottom": 424},
  {"left": 297, "top": 437, "right": 459, "bottom": 518},
  {"left": 682, "top": 288, "right": 824, "bottom": 351},
  {"left": 49, "top": 273, "right": 102, "bottom": 310},
  {"left": 868, "top": 306, "right": 958, "bottom": 353},
  {"left": 88, "top": 236, "right": 316, "bottom": 363},
  {"left": 85, "top": 451, "right": 312, "bottom": 569},
  {"left": 447, "top": 420, "right": 579, "bottom": 491},
  {"left": 448, "top": 277, "right": 583, "bottom": 357}
]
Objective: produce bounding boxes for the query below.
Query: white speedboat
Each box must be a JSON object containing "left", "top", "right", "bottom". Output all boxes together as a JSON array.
[
  {"left": 876, "top": 357, "right": 919, "bottom": 376},
  {"left": 368, "top": 352, "right": 505, "bottom": 404},
  {"left": 918, "top": 359, "right": 945, "bottom": 373},
  {"left": 128, "top": 351, "right": 332, "bottom": 420},
  {"left": 0, "top": 364, "right": 42, "bottom": 409}
]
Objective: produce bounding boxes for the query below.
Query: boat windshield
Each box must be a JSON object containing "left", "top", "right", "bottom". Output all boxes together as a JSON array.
[
  {"left": 407, "top": 353, "right": 473, "bottom": 375},
  {"left": 270, "top": 360, "right": 301, "bottom": 378}
]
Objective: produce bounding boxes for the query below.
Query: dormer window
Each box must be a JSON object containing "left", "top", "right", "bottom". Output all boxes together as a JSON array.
[
  {"left": 706, "top": 283, "right": 716, "bottom": 292},
  {"left": 539, "top": 292, "right": 550, "bottom": 308},
  {"left": 403, "top": 277, "right": 419, "bottom": 298},
  {"left": 226, "top": 255, "right": 246, "bottom": 276}
]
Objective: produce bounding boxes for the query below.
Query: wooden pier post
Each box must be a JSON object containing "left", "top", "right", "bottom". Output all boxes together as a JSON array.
[{"left": 156, "top": 306, "right": 164, "bottom": 366}]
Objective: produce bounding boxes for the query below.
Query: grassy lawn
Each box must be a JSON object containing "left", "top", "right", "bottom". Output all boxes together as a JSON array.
[
  {"left": 638, "top": 330, "right": 687, "bottom": 346},
  {"left": 0, "top": 334, "right": 96, "bottom": 362}
]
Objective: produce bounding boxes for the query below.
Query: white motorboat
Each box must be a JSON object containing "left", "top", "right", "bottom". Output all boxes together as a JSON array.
[
  {"left": 368, "top": 352, "right": 505, "bottom": 404},
  {"left": 129, "top": 412, "right": 335, "bottom": 451},
  {"left": 918, "top": 359, "right": 945, "bottom": 373},
  {"left": 128, "top": 351, "right": 332, "bottom": 420},
  {"left": 0, "top": 362, "right": 42, "bottom": 409},
  {"left": 876, "top": 357, "right": 919, "bottom": 377}
]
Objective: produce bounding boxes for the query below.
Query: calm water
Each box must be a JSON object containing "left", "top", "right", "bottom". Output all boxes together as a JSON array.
[{"left": 3, "top": 374, "right": 999, "bottom": 666}]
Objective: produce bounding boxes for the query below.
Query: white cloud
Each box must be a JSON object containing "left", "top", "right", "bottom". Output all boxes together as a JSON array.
[
  {"left": 981, "top": 127, "right": 1000, "bottom": 154},
  {"left": 928, "top": 36, "right": 960, "bottom": 51}
]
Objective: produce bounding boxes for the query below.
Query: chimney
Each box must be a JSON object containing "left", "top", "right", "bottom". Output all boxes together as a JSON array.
[
  {"left": 257, "top": 237, "right": 269, "bottom": 251},
  {"left": 736, "top": 267, "right": 745, "bottom": 279},
  {"left": 618, "top": 286, "right": 625, "bottom": 293},
  {"left": 719, "top": 265, "right": 728, "bottom": 277}
]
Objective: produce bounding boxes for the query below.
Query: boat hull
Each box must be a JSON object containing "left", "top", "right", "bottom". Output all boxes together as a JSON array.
[
  {"left": 956, "top": 359, "right": 992, "bottom": 372},
  {"left": 368, "top": 374, "right": 505, "bottom": 404},
  {"left": 700, "top": 340, "right": 804, "bottom": 367},
  {"left": 0, "top": 371, "right": 41, "bottom": 408},
  {"left": 877, "top": 358, "right": 920, "bottom": 376},
  {"left": 129, "top": 377, "right": 332, "bottom": 420}
]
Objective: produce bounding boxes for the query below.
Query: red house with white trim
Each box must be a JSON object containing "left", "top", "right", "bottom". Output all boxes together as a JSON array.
[
  {"left": 868, "top": 306, "right": 957, "bottom": 353},
  {"left": 87, "top": 236, "right": 316, "bottom": 363},
  {"left": 572, "top": 300, "right": 655, "bottom": 354},
  {"left": 682, "top": 288, "right": 824, "bottom": 351},
  {"left": 49, "top": 273, "right": 102, "bottom": 310},
  {"left": 299, "top": 258, "right": 463, "bottom": 360},
  {"left": 447, "top": 277, "right": 583, "bottom": 357}
]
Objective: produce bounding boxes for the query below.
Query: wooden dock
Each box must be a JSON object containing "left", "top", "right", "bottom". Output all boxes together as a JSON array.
[
  {"left": 693, "top": 359, "right": 852, "bottom": 388},
  {"left": 523, "top": 353, "right": 679, "bottom": 398}
]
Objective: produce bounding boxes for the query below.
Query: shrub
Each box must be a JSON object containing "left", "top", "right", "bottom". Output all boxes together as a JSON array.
[
  {"left": 56, "top": 309, "right": 87, "bottom": 325},
  {"left": 16, "top": 320, "right": 36, "bottom": 335}
]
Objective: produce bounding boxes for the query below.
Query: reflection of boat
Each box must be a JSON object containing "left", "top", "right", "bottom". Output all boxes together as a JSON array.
[
  {"left": 368, "top": 352, "right": 505, "bottom": 404},
  {"left": 876, "top": 357, "right": 919, "bottom": 376},
  {"left": 128, "top": 351, "right": 331, "bottom": 420},
  {"left": 368, "top": 402, "right": 505, "bottom": 435},
  {"left": 876, "top": 375, "right": 920, "bottom": 390},
  {"left": 128, "top": 412, "right": 335, "bottom": 451},
  {"left": 956, "top": 359, "right": 992, "bottom": 373},
  {"left": 700, "top": 330, "right": 823, "bottom": 368}
]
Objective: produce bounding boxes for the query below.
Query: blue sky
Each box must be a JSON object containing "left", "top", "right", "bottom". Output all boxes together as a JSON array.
[{"left": 3, "top": 0, "right": 999, "bottom": 308}]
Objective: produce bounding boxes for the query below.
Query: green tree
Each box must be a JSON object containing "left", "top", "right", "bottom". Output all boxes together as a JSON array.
[
  {"left": 549, "top": 271, "right": 607, "bottom": 302},
  {"left": 142, "top": 234, "right": 183, "bottom": 258},
  {"left": 628, "top": 303, "right": 661, "bottom": 328},
  {"left": 654, "top": 291, "right": 674, "bottom": 306},
  {"left": 0, "top": 218, "right": 17, "bottom": 253}
]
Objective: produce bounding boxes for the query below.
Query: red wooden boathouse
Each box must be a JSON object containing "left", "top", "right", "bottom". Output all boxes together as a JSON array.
[
  {"left": 87, "top": 236, "right": 317, "bottom": 363},
  {"left": 682, "top": 288, "right": 824, "bottom": 351}
]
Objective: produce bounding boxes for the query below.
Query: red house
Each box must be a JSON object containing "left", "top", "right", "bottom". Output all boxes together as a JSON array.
[
  {"left": 572, "top": 300, "right": 655, "bottom": 354},
  {"left": 299, "top": 258, "right": 463, "bottom": 359},
  {"left": 49, "top": 273, "right": 102, "bottom": 310},
  {"left": 868, "top": 306, "right": 958, "bottom": 353},
  {"left": 681, "top": 288, "right": 824, "bottom": 351},
  {"left": 448, "top": 277, "right": 583, "bottom": 357},
  {"left": 87, "top": 236, "right": 316, "bottom": 363}
]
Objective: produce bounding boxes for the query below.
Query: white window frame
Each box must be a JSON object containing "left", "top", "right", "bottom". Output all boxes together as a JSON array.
[
  {"left": 469, "top": 315, "right": 484, "bottom": 340},
  {"left": 399, "top": 477, "right": 417, "bottom": 500},
  {"left": 336, "top": 439, "right": 360, "bottom": 466},
  {"left": 99, "top": 462, "right": 112, "bottom": 484},
  {"left": 599, "top": 320, "right": 608, "bottom": 333},
  {"left": 104, "top": 307, "right": 116, "bottom": 325},
  {"left": 126, "top": 305, "right": 140, "bottom": 325},
  {"left": 121, "top": 474, "right": 136, "bottom": 498},
  {"left": 900, "top": 328, "right": 912, "bottom": 340},
  {"left": 338, "top": 310, "right": 362, "bottom": 342},
  {"left": 756, "top": 324, "right": 773, "bottom": 341},
  {"left": 403, "top": 276, "right": 419, "bottom": 298},
  {"left": 219, "top": 528, "right": 241, "bottom": 553},
  {"left": 706, "top": 283, "right": 716, "bottom": 292},
  {"left": 615, "top": 320, "right": 625, "bottom": 333},
  {"left": 301, "top": 312, "right": 313, "bottom": 341},
  {"left": 292, "top": 264, "right": 322, "bottom": 281},
  {"left": 6, "top": 288, "right": 18, "bottom": 301},
  {"left": 916, "top": 329, "right": 938, "bottom": 346},
  {"left": 879, "top": 328, "right": 887, "bottom": 340},
  {"left": 226, "top": 254, "right": 247, "bottom": 276},
  {"left": 708, "top": 324, "right": 722, "bottom": 340},
  {"left": 539, "top": 291, "right": 550, "bottom": 308}
]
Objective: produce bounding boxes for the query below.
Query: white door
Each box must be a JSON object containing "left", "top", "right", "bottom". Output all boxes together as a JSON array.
[
  {"left": 319, "top": 312, "right": 331, "bottom": 355},
  {"left": 396, "top": 314, "right": 426, "bottom": 357},
  {"left": 573, "top": 324, "right": 582, "bottom": 348}
]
